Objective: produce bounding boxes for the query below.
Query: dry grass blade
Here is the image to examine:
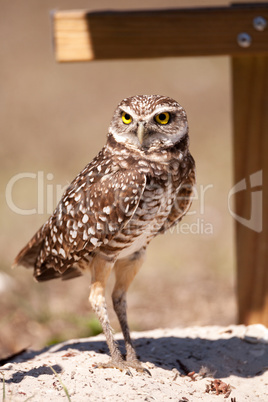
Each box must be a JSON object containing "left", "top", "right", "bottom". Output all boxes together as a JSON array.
[{"left": 49, "top": 365, "right": 71, "bottom": 402}]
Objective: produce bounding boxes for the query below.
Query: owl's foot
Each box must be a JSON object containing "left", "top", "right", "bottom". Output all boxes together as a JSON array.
[
  {"left": 93, "top": 359, "right": 132, "bottom": 376},
  {"left": 125, "top": 358, "right": 151, "bottom": 376},
  {"left": 93, "top": 358, "right": 151, "bottom": 376}
]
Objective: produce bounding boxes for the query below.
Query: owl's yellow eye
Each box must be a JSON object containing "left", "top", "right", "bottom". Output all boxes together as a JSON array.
[
  {"left": 155, "top": 112, "right": 170, "bottom": 125},
  {"left": 122, "top": 112, "right": 132, "bottom": 124}
]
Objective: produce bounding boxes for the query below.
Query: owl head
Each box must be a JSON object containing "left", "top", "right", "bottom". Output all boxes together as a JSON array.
[{"left": 108, "top": 95, "right": 188, "bottom": 152}]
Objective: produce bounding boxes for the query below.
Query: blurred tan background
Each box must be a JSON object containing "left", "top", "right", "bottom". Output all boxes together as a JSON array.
[{"left": 0, "top": 0, "right": 236, "bottom": 359}]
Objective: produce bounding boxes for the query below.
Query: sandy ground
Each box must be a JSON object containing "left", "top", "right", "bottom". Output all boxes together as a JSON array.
[{"left": 1, "top": 325, "right": 268, "bottom": 401}]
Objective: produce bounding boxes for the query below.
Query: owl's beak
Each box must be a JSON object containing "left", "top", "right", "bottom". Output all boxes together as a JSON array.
[{"left": 137, "top": 122, "right": 145, "bottom": 145}]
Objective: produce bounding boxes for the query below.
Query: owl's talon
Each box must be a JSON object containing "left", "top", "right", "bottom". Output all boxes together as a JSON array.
[
  {"left": 126, "top": 360, "right": 151, "bottom": 376},
  {"left": 125, "top": 369, "right": 133, "bottom": 377},
  {"left": 143, "top": 367, "right": 152, "bottom": 376}
]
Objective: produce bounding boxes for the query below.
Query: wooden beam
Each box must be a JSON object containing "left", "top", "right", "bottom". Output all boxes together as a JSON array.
[
  {"left": 53, "top": 5, "right": 268, "bottom": 62},
  {"left": 232, "top": 55, "right": 268, "bottom": 325}
]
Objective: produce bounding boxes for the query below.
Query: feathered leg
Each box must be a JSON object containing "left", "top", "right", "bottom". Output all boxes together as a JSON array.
[
  {"left": 89, "top": 255, "right": 129, "bottom": 373},
  {"left": 112, "top": 249, "right": 149, "bottom": 373}
]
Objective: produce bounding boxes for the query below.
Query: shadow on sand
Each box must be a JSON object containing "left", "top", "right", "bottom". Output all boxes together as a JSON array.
[{"left": 2, "top": 332, "right": 267, "bottom": 384}]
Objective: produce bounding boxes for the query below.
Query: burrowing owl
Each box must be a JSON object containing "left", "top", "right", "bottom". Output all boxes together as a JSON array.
[{"left": 14, "top": 95, "right": 195, "bottom": 374}]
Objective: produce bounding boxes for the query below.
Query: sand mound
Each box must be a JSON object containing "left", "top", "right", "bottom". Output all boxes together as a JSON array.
[{"left": 1, "top": 325, "right": 268, "bottom": 401}]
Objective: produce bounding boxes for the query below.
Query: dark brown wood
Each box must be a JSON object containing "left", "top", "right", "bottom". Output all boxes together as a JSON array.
[
  {"left": 232, "top": 55, "right": 268, "bottom": 325},
  {"left": 53, "top": 5, "right": 268, "bottom": 62}
]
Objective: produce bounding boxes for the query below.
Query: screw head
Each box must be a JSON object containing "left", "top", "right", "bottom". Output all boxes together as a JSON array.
[
  {"left": 253, "top": 16, "right": 267, "bottom": 31},
  {"left": 237, "top": 33, "right": 252, "bottom": 48}
]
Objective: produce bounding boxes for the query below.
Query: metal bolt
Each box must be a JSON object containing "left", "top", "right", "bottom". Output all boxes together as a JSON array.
[
  {"left": 237, "top": 33, "right": 252, "bottom": 48},
  {"left": 253, "top": 16, "right": 267, "bottom": 31}
]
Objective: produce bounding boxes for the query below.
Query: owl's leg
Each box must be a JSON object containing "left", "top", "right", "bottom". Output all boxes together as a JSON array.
[
  {"left": 112, "top": 249, "right": 149, "bottom": 373},
  {"left": 89, "top": 255, "right": 128, "bottom": 373}
]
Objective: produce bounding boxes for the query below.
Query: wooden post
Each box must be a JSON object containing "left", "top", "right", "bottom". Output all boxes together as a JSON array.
[
  {"left": 51, "top": 4, "right": 268, "bottom": 325},
  {"left": 232, "top": 55, "right": 268, "bottom": 325}
]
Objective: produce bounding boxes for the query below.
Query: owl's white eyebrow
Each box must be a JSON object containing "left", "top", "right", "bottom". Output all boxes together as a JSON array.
[
  {"left": 119, "top": 106, "right": 136, "bottom": 117},
  {"left": 154, "top": 106, "right": 175, "bottom": 113}
]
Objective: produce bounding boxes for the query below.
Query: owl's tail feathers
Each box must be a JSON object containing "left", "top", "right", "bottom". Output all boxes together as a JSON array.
[
  {"left": 34, "top": 265, "right": 82, "bottom": 282},
  {"left": 13, "top": 233, "right": 82, "bottom": 282},
  {"left": 13, "top": 233, "right": 43, "bottom": 270}
]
